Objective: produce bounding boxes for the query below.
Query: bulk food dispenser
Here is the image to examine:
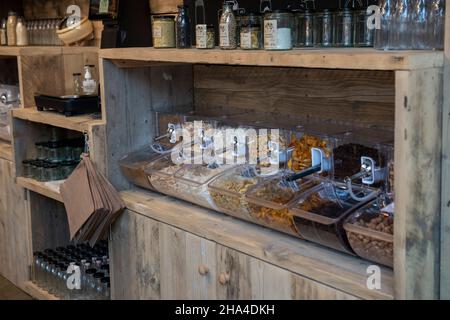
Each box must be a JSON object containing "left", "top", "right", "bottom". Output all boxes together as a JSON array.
[{"left": 118, "top": 112, "right": 395, "bottom": 267}]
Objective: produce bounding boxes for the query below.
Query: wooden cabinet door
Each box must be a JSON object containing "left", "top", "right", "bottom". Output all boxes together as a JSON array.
[
  {"left": 110, "top": 210, "right": 161, "bottom": 300},
  {"left": 159, "top": 224, "right": 217, "bottom": 300},
  {"left": 0, "top": 158, "right": 30, "bottom": 288},
  {"left": 216, "top": 245, "right": 358, "bottom": 300}
]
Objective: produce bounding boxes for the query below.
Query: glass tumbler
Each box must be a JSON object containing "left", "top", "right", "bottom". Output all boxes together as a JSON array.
[
  {"left": 296, "top": 9, "right": 314, "bottom": 47},
  {"left": 335, "top": 8, "right": 354, "bottom": 47},
  {"left": 314, "top": 9, "right": 334, "bottom": 47}
]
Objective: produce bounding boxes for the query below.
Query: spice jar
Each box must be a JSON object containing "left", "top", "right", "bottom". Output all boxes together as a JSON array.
[
  {"left": 219, "top": 3, "right": 237, "bottom": 49},
  {"left": 176, "top": 5, "right": 191, "bottom": 48},
  {"left": 240, "top": 13, "right": 262, "bottom": 50},
  {"left": 296, "top": 9, "right": 314, "bottom": 47},
  {"left": 16, "top": 16, "right": 29, "bottom": 46},
  {"left": 7, "top": 11, "right": 18, "bottom": 46},
  {"left": 335, "top": 8, "right": 354, "bottom": 47},
  {"left": 152, "top": 15, "right": 176, "bottom": 48},
  {"left": 354, "top": 9, "right": 375, "bottom": 47},
  {"left": 314, "top": 9, "right": 334, "bottom": 47},
  {"left": 196, "top": 24, "right": 215, "bottom": 49},
  {"left": 264, "top": 10, "right": 294, "bottom": 50},
  {"left": 0, "top": 19, "right": 7, "bottom": 46}
]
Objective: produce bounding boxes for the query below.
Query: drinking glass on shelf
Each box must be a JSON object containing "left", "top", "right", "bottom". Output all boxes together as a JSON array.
[{"left": 392, "top": 0, "right": 413, "bottom": 49}]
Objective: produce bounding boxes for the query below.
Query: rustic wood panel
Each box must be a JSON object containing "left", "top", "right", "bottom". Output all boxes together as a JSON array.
[
  {"left": 23, "top": 0, "right": 90, "bottom": 19},
  {"left": 150, "top": 0, "right": 183, "bottom": 14},
  {"left": 194, "top": 65, "right": 396, "bottom": 130},
  {"left": 159, "top": 224, "right": 188, "bottom": 299},
  {"left": 121, "top": 190, "right": 394, "bottom": 300},
  {"left": 63, "top": 52, "right": 99, "bottom": 95},
  {"left": 440, "top": 0, "right": 450, "bottom": 300},
  {"left": 29, "top": 192, "right": 70, "bottom": 252},
  {"left": 102, "top": 59, "right": 193, "bottom": 190},
  {"left": 394, "top": 68, "right": 442, "bottom": 300},
  {"left": 18, "top": 54, "right": 66, "bottom": 108},
  {"left": 0, "top": 158, "right": 30, "bottom": 289},
  {"left": 185, "top": 233, "right": 217, "bottom": 299},
  {"left": 110, "top": 210, "right": 161, "bottom": 300}
]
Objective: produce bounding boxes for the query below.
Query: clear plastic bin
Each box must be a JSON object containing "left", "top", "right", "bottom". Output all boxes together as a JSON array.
[
  {"left": 173, "top": 163, "right": 236, "bottom": 210},
  {"left": 291, "top": 182, "right": 376, "bottom": 254},
  {"left": 246, "top": 174, "right": 319, "bottom": 237},
  {"left": 145, "top": 154, "right": 185, "bottom": 199},
  {"left": 344, "top": 199, "right": 394, "bottom": 268},
  {"left": 208, "top": 165, "right": 260, "bottom": 221},
  {"left": 118, "top": 145, "right": 163, "bottom": 191}
]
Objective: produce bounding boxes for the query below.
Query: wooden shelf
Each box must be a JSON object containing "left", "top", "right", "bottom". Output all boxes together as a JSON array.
[
  {"left": 100, "top": 47, "right": 444, "bottom": 71},
  {"left": 17, "top": 177, "right": 63, "bottom": 202},
  {"left": 121, "top": 189, "right": 394, "bottom": 300},
  {"left": 12, "top": 108, "right": 104, "bottom": 133},
  {"left": 0, "top": 141, "right": 13, "bottom": 161},
  {"left": 0, "top": 46, "right": 98, "bottom": 57},
  {"left": 23, "top": 281, "right": 60, "bottom": 300}
]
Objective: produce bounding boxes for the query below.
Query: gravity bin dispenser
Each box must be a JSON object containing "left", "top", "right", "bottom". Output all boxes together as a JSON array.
[{"left": 118, "top": 112, "right": 395, "bottom": 265}]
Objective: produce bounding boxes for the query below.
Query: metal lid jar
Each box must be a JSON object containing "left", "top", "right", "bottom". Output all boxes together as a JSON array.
[
  {"left": 354, "top": 9, "right": 375, "bottom": 47},
  {"left": 264, "top": 10, "right": 294, "bottom": 50},
  {"left": 240, "top": 13, "right": 262, "bottom": 50},
  {"left": 152, "top": 15, "right": 176, "bottom": 48},
  {"left": 295, "top": 9, "right": 314, "bottom": 47},
  {"left": 335, "top": 8, "right": 354, "bottom": 47},
  {"left": 313, "top": 9, "right": 334, "bottom": 47}
]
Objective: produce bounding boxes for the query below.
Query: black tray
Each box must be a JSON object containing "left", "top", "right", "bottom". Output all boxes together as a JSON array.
[{"left": 35, "top": 94, "right": 100, "bottom": 117}]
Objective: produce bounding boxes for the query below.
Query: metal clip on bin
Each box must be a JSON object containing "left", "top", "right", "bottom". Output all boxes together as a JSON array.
[
  {"left": 152, "top": 123, "right": 182, "bottom": 154},
  {"left": 345, "top": 156, "right": 385, "bottom": 202}
]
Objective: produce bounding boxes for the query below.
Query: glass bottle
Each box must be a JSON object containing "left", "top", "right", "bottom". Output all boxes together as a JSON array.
[
  {"left": 412, "top": 0, "right": 428, "bottom": 49},
  {"left": 33, "top": 252, "right": 43, "bottom": 285},
  {"left": 73, "top": 73, "right": 82, "bottom": 95},
  {"left": 219, "top": 3, "right": 237, "bottom": 50},
  {"left": 393, "top": 0, "right": 413, "bottom": 49},
  {"left": 100, "top": 277, "right": 111, "bottom": 300},
  {"left": 335, "top": 8, "right": 353, "bottom": 47},
  {"left": 314, "top": 9, "right": 334, "bottom": 47},
  {"left": 430, "top": 0, "right": 445, "bottom": 50},
  {"left": 354, "top": 9, "right": 375, "bottom": 47},
  {"left": 7, "top": 11, "right": 18, "bottom": 46},
  {"left": 296, "top": 9, "right": 314, "bottom": 47},
  {"left": 0, "top": 19, "right": 7, "bottom": 46},
  {"left": 176, "top": 5, "right": 191, "bottom": 48},
  {"left": 82, "top": 65, "right": 97, "bottom": 95},
  {"left": 16, "top": 17, "right": 29, "bottom": 47},
  {"left": 375, "top": 0, "right": 394, "bottom": 50}
]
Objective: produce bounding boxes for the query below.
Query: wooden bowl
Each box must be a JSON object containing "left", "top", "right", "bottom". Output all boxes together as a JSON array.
[{"left": 57, "top": 17, "right": 94, "bottom": 45}]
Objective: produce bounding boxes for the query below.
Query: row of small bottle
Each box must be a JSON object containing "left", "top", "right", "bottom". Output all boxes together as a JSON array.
[
  {"left": 32, "top": 242, "right": 110, "bottom": 300},
  {"left": 375, "top": 0, "right": 445, "bottom": 50}
]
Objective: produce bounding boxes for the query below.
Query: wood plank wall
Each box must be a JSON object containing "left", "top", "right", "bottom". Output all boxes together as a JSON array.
[
  {"left": 194, "top": 65, "right": 396, "bottom": 131},
  {"left": 23, "top": 0, "right": 89, "bottom": 19}
]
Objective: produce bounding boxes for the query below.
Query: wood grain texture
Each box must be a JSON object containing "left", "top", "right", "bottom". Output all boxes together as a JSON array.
[
  {"left": 23, "top": 0, "right": 89, "bottom": 19},
  {"left": 194, "top": 65, "right": 396, "bottom": 129},
  {"left": 150, "top": 0, "right": 183, "bottom": 14},
  {"left": 29, "top": 192, "right": 70, "bottom": 252},
  {"left": 159, "top": 224, "right": 188, "bottom": 299},
  {"left": 0, "top": 141, "right": 12, "bottom": 161},
  {"left": 16, "top": 177, "right": 63, "bottom": 203},
  {"left": 100, "top": 48, "right": 445, "bottom": 71},
  {"left": 22, "top": 281, "right": 59, "bottom": 300},
  {"left": 0, "top": 159, "right": 30, "bottom": 289},
  {"left": 120, "top": 190, "right": 394, "bottom": 300},
  {"left": 440, "top": 0, "right": 450, "bottom": 300},
  {"left": 102, "top": 59, "right": 193, "bottom": 190},
  {"left": 394, "top": 69, "right": 442, "bottom": 300},
  {"left": 110, "top": 210, "right": 161, "bottom": 300}
]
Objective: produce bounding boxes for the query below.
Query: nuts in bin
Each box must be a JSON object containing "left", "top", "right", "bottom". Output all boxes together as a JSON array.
[{"left": 347, "top": 213, "right": 394, "bottom": 267}]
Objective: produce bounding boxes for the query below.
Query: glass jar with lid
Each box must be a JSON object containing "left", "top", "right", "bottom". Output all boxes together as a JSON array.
[
  {"left": 354, "top": 9, "right": 375, "bottom": 47},
  {"left": 0, "top": 19, "right": 7, "bottom": 46},
  {"left": 240, "top": 13, "right": 262, "bottom": 50},
  {"left": 314, "top": 9, "right": 334, "bottom": 47},
  {"left": 152, "top": 15, "right": 176, "bottom": 48},
  {"left": 334, "top": 8, "right": 354, "bottom": 47},
  {"left": 296, "top": 9, "right": 314, "bottom": 47},
  {"left": 7, "top": 11, "right": 17, "bottom": 46},
  {"left": 196, "top": 24, "right": 215, "bottom": 49},
  {"left": 264, "top": 10, "right": 294, "bottom": 50}
]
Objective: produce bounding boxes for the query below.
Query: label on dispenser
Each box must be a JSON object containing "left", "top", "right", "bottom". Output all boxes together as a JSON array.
[{"left": 264, "top": 19, "right": 277, "bottom": 49}]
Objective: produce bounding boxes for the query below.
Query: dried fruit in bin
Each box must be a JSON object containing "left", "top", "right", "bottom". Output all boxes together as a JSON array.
[{"left": 288, "top": 134, "right": 331, "bottom": 172}]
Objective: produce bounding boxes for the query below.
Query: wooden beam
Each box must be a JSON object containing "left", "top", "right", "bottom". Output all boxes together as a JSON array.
[
  {"left": 394, "top": 68, "right": 442, "bottom": 299},
  {"left": 440, "top": 0, "right": 450, "bottom": 300}
]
